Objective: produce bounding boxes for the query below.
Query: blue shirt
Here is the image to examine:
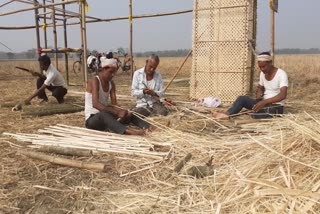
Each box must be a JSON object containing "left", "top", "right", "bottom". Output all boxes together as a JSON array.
[{"left": 131, "top": 67, "right": 164, "bottom": 108}]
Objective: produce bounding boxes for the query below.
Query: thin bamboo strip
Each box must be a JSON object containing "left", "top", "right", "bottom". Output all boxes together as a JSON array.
[{"left": 6, "top": 134, "right": 157, "bottom": 152}]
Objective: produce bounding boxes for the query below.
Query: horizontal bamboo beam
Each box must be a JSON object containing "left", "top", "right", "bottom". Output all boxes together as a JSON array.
[
  {"left": 13, "top": 0, "right": 34, "bottom": 6},
  {"left": 0, "top": 9, "right": 193, "bottom": 30},
  {"left": 0, "top": 0, "right": 79, "bottom": 16},
  {"left": 40, "top": 47, "right": 82, "bottom": 53}
]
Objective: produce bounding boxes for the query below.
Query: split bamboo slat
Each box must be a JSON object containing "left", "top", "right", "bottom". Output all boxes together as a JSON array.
[{"left": 4, "top": 124, "right": 173, "bottom": 160}]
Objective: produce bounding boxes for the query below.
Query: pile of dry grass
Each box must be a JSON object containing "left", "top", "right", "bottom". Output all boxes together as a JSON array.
[{"left": 2, "top": 110, "right": 319, "bottom": 213}]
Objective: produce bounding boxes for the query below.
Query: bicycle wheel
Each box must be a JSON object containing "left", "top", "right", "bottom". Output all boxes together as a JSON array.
[{"left": 73, "top": 61, "right": 82, "bottom": 75}]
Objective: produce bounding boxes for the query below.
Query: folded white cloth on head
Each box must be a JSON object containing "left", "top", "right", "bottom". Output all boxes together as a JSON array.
[{"left": 257, "top": 54, "right": 272, "bottom": 62}]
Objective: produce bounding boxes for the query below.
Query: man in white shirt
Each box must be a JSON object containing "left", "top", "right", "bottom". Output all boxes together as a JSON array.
[
  {"left": 24, "top": 55, "right": 68, "bottom": 105},
  {"left": 212, "top": 52, "right": 288, "bottom": 119},
  {"left": 131, "top": 54, "right": 168, "bottom": 121}
]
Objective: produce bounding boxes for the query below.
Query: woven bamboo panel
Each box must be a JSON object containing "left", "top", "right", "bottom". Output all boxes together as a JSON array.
[{"left": 191, "top": 0, "right": 256, "bottom": 102}]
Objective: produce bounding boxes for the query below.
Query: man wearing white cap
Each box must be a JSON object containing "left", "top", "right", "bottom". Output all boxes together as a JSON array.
[
  {"left": 212, "top": 52, "right": 288, "bottom": 119},
  {"left": 85, "top": 57, "right": 148, "bottom": 135}
]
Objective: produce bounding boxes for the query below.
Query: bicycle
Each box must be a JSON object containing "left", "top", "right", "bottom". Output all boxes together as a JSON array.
[
  {"left": 72, "top": 52, "right": 82, "bottom": 75},
  {"left": 73, "top": 53, "right": 98, "bottom": 75},
  {"left": 113, "top": 53, "right": 135, "bottom": 73}
]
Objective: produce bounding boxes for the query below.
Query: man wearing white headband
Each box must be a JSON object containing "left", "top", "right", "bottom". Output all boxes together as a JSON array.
[
  {"left": 85, "top": 57, "right": 149, "bottom": 135},
  {"left": 213, "top": 52, "right": 288, "bottom": 119}
]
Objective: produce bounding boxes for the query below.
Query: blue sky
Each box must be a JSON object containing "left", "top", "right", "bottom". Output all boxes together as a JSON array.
[{"left": 0, "top": 0, "right": 319, "bottom": 52}]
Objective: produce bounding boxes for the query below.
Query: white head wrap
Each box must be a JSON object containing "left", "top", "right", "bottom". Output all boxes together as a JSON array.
[
  {"left": 100, "top": 57, "right": 118, "bottom": 68},
  {"left": 257, "top": 54, "right": 272, "bottom": 62}
]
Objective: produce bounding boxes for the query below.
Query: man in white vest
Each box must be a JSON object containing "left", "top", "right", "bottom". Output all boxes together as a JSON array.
[
  {"left": 212, "top": 52, "right": 288, "bottom": 119},
  {"left": 85, "top": 57, "right": 149, "bottom": 135}
]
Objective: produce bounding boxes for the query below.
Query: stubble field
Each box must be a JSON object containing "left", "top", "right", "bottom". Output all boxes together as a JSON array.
[{"left": 0, "top": 55, "right": 319, "bottom": 213}]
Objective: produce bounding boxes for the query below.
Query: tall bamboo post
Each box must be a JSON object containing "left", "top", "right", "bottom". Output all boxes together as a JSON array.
[
  {"left": 80, "top": 0, "right": 88, "bottom": 85},
  {"left": 52, "top": 0, "right": 58, "bottom": 67},
  {"left": 33, "top": 0, "right": 41, "bottom": 57},
  {"left": 270, "top": 4, "right": 275, "bottom": 62},
  {"left": 43, "top": 0, "right": 47, "bottom": 48},
  {"left": 62, "top": 0, "right": 69, "bottom": 85},
  {"left": 129, "top": 0, "right": 133, "bottom": 79}
]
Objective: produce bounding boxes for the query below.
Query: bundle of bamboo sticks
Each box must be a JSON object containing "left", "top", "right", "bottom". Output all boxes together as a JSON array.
[{"left": 4, "top": 124, "right": 173, "bottom": 160}]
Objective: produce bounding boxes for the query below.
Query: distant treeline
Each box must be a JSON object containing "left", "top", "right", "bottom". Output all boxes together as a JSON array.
[
  {"left": 135, "top": 49, "right": 190, "bottom": 57},
  {"left": 1, "top": 48, "right": 320, "bottom": 60},
  {"left": 275, "top": 48, "right": 320, "bottom": 55}
]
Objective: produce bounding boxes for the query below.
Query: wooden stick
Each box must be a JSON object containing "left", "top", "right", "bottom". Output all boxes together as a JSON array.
[
  {"left": 164, "top": 49, "right": 192, "bottom": 92},
  {"left": 37, "top": 145, "right": 93, "bottom": 157},
  {"left": 15, "top": 66, "right": 41, "bottom": 76},
  {"left": 120, "top": 165, "right": 155, "bottom": 177},
  {"left": 183, "top": 107, "right": 228, "bottom": 129},
  {"left": 174, "top": 153, "right": 192, "bottom": 173},
  {"left": 19, "top": 150, "right": 108, "bottom": 171}
]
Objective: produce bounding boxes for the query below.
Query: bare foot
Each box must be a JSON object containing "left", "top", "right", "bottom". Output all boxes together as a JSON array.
[
  {"left": 212, "top": 111, "right": 229, "bottom": 119},
  {"left": 147, "top": 125, "right": 158, "bottom": 132},
  {"left": 125, "top": 128, "right": 146, "bottom": 136}
]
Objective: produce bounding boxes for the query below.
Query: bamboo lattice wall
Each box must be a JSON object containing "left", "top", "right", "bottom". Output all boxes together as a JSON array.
[{"left": 190, "top": 0, "right": 257, "bottom": 102}]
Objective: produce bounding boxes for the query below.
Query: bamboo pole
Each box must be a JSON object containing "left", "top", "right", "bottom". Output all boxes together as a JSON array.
[
  {"left": 270, "top": 5, "right": 275, "bottom": 62},
  {"left": 129, "top": 0, "right": 133, "bottom": 79},
  {"left": 0, "top": 0, "right": 14, "bottom": 8},
  {"left": 164, "top": 49, "right": 192, "bottom": 92},
  {"left": 52, "top": 0, "right": 58, "bottom": 67},
  {"left": 19, "top": 150, "right": 107, "bottom": 171},
  {"left": 0, "top": 9, "right": 193, "bottom": 30},
  {"left": 33, "top": 0, "right": 41, "bottom": 57},
  {"left": 43, "top": 0, "right": 48, "bottom": 48},
  {"left": 14, "top": 0, "right": 35, "bottom": 5},
  {"left": 38, "top": 145, "right": 93, "bottom": 156},
  {"left": 80, "top": 0, "right": 88, "bottom": 85},
  {"left": 0, "top": 0, "right": 79, "bottom": 16},
  {"left": 62, "top": 0, "right": 69, "bottom": 85}
]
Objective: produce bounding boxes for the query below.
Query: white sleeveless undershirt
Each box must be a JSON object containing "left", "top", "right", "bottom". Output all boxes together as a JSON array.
[{"left": 85, "top": 76, "right": 112, "bottom": 120}]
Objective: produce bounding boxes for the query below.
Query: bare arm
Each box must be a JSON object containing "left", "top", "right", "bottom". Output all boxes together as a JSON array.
[
  {"left": 24, "top": 84, "right": 47, "bottom": 104},
  {"left": 109, "top": 80, "right": 118, "bottom": 106},
  {"left": 253, "top": 86, "right": 288, "bottom": 112},
  {"left": 255, "top": 85, "right": 265, "bottom": 100}
]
